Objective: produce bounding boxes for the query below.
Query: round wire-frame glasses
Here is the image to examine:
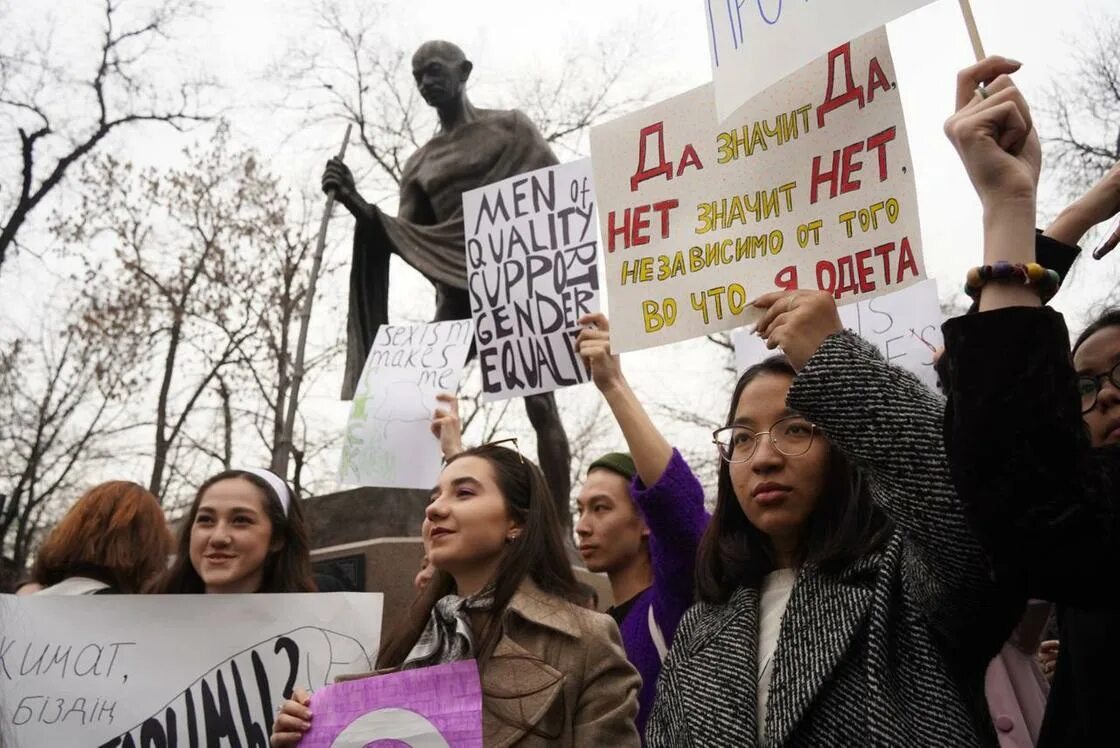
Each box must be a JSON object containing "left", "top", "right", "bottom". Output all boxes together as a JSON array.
[
  {"left": 712, "top": 415, "right": 818, "bottom": 464},
  {"left": 1078, "top": 360, "right": 1120, "bottom": 414}
]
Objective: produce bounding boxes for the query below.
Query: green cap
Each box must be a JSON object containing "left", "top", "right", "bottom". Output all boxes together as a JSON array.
[{"left": 588, "top": 452, "right": 636, "bottom": 481}]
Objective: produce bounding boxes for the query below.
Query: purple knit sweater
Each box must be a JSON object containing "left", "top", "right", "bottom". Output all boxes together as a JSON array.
[{"left": 621, "top": 448, "right": 709, "bottom": 739}]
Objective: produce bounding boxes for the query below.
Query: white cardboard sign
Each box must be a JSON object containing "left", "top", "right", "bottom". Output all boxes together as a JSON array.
[
  {"left": 463, "top": 159, "right": 600, "bottom": 402},
  {"left": 732, "top": 278, "right": 944, "bottom": 391},
  {"left": 591, "top": 27, "right": 924, "bottom": 354},
  {"left": 705, "top": 0, "right": 936, "bottom": 122},
  {"left": 0, "top": 593, "right": 383, "bottom": 748},
  {"left": 340, "top": 320, "right": 473, "bottom": 489}
]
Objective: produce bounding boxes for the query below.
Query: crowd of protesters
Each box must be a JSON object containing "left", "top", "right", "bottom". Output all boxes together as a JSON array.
[{"left": 5, "top": 56, "right": 1120, "bottom": 747}]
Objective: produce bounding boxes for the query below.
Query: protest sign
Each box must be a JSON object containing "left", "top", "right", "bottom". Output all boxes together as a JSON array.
[
  {"left": 704, "top": 0, "right": 936, "bottom": 121},
  {"left": 731, "top": 278, "right": 944, "bottom": 390},
  {"left": 0, "top": 593, "right": 382, "bottom": 748},
  {"left": 339, "top": 320, "right": 473, "bottom": 489},
  {"left": 301, "top": 661, "right": 483, "bottom": 747},
  {"left": 590, "top": 27, "right": 924, "bottom": 354},
  {"left": 463, "top": 158, "right": 600, "bottom": 402}
]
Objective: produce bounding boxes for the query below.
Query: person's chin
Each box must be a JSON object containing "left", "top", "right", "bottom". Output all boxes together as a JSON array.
[{"left": 581, "top": 556, "right": 608, "bottom": 574}]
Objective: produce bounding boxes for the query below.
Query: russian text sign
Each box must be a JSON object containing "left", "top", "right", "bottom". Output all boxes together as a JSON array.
[
  {"left": 0, "top": 593, "right": 383, "bottom": 748},
  {"left": 302, "top": 661, "right": 483, "bottom": 747},
  {"left": 732, "top": 278, "right": 944, "bottom": 390},
  {"left": 705, "top": 0, "right": 935, "bottom": 121},
  {"left": 463, "top": 159, "right": 600, "bottom": 401},
  {"left": 340, "top": 320, "right": 473, "bottom": 489},
  {"left": 591, "top": 27, "right": 924, "bottom": 353}
]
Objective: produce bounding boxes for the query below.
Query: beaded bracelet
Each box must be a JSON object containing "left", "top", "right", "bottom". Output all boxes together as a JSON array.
[{"left": 964, "top": 261, "right": 1061, "bottom": 303}]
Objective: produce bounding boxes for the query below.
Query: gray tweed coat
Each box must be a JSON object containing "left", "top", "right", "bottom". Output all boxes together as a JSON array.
[{"left": 646, "top": 331, "right": 1019, "bottom": 747}]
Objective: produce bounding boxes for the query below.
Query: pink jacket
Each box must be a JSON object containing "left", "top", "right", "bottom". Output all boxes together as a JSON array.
[{"left": 986, "top": 601, "right": 1051, "bottom": 747}]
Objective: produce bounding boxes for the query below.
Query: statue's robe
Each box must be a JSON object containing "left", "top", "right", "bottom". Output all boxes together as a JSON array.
[{"left": 342, "top": 109, "right": 557, "bottom": 398}]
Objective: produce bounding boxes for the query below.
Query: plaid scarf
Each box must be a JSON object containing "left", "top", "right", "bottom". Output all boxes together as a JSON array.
[{"left": 400, "top": 589, "right": 494, "bottom": 671}]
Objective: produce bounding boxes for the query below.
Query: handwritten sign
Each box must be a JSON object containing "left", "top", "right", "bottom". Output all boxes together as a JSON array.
[
  {"left": 705, "top": 0, "right": 936, "bottom": 121},
  {"left": 590, "top": 27, "right": 924, "bottom": 354},
  {"left": 302, "top": 661, "right": 483, "bottom": 747},
  {"left": 463, "top": 158, "right": 600, "bottom": 401},
  {"left": 0, "top": 593, "right": 382, "bottom": 748},
  {"left": 732, "top": 279, "right": 944, "bottom": 390},
  {"left": 340, "top": 320, "right": 473, "bottom": 489}
]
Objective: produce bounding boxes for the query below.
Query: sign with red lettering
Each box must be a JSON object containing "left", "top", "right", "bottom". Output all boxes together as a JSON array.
[
  {"left": 705, "top": 0, "right": 935, "bottom": 121},
  {"left": 0, "top": 593, "right": 382, "bottom": 748},
  {"left": 590, "top": 27, "right": 925, "bottom": 353},
  {"left": 463, "top": 158, "right": 600, "bottom": 401}
]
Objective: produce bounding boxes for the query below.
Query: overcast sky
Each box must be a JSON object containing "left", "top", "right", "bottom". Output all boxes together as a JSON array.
[{"left": 3, "top": 0, "right": 1118, "bottom": 494}]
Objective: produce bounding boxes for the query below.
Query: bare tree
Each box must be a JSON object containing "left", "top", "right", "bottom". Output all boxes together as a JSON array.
[
  {"left": 53, "top": 125, "right": 345, "bottom": 501},
  {"left": 1040, "top": 12, "right": 1120, "bottom": 307},
  {"left": 0, "top": 0, "right": 214, "bottom": 273},
  {"left": 0, "top": 317, "right": 138, "bottom": 569},
  {"left": 271, "top": 0, "right": 648, "bottom": 192},
  {"left": 53, "top": 126, "right": 269, "bottom": 500},
  {"left": 1042, "top": 15, "right": 1119, "bottom": 199},
  {"left": 234, "top": 188, "right": 344, "bottom": 496}
]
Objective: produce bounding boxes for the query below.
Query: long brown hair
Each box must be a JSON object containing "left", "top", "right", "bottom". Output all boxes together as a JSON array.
[
  {"left": 377, "top": 444, "right": 581, "bottom": 669},
  {"left": 33, "top": 481, "right": 172, "bottom": 593},
  {"left": 148, "top": 469, "right": 316, "bottom": 593},
  {"left": 695, "top": 356, "right": 891, "bottom": 604}
]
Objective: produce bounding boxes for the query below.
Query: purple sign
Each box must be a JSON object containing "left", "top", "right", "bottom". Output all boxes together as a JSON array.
[{"left": 300, "top": 660, "right": 483, "bottom": 748}]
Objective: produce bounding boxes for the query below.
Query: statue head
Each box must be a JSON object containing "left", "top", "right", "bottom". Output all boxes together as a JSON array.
[{"left": 412, "top": 41, "right": 473, "bottom": 110}]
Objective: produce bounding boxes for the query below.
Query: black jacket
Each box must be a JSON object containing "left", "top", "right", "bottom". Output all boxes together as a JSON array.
[{"left": 942, "top": 306, "right": 1120, "bottom": 747}]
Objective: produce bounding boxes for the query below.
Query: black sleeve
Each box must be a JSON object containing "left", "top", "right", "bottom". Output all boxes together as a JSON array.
[
  {"left": 1034, "top": 230, "right": 1081, "bottom": 282},
  {"left": 942, "top": 306, "right": 1120, "bottom": 609}
]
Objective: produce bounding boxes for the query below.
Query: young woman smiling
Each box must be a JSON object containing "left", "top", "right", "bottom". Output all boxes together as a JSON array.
[
  {"left": 149, "top": 468, "right": 316, "bottom": 594},
  {"left": 271, "top": 445, "right": 641, "bottom": 747}
]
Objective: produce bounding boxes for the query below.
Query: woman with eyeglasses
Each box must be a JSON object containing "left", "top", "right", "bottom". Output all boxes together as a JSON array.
[
  {"left": 271, "top": 444, "right": 641, "bottom": 747},
  {"left": 940, "top": 55, "right": 1120, "bottom": 746},
  {"left": 643, "top": 290, "right": 1018, "bottom": 746}
]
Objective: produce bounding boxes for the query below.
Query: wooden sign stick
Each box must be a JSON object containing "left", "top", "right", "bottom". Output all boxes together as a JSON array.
[{"left": 958, "top": 0, "right": 987, "bottom": 62}]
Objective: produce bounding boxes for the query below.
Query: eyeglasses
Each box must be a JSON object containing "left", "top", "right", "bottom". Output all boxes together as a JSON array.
[
  {"left": 712, "top": 416, "right": 818, "bottom": 464},
  {"left": 478, "top": 437, "right": 524, "bottom": 464},
  {"left": 441, "top": 437, "right": 525, "bottom": 466},
  {"left": 1078, "top": 361, "right": 1120, "bottom": 413}
]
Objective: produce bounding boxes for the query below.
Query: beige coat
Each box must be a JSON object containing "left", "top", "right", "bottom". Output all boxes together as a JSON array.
[
  {"left": 481, "top": 580, "right": 641, "bottom": 747},
  {"left": 346, "top": 580, "right": 641, "bottom": 747}
]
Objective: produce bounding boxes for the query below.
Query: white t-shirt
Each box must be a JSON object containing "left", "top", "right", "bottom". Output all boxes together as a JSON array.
[{"left": 757, "top": 568, "right": 797, "bottom": 744}]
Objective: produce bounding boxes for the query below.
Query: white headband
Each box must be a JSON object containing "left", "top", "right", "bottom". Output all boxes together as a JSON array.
[{"left": 243, "top": 468, "right": 292, "bottom": 516}]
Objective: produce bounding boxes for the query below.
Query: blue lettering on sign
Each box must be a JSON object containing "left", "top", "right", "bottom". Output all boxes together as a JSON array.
[{"left": 709, "top": 0, "right": 811, "bottom": 67}]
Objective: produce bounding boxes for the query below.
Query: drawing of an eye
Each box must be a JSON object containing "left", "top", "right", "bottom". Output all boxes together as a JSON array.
[{"left": 330, "top": 707, "right": 449, "bottom": 747}]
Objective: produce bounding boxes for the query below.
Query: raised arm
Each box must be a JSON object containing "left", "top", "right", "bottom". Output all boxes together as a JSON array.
[
  {"left": 577, "top": 313, "right": 672, "bottom": 486},
  {"left": 577, "top": 314, "right": 709, "bottom": 626},
  {"left": 941, "top": 56, "right": 1120, "bottom": 608},
  {"left": 430, "top": 392, "right": 464, "bottom": 461},
  {"left": 755, "top": 290, "right": 1015, "bottom": 643}
]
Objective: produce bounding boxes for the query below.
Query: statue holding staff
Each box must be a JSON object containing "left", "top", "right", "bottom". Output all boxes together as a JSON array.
[{"left": 324, "top": 41, "right": 573, "bottom": 510}]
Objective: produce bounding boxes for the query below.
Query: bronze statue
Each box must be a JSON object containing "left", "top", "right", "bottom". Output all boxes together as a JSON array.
[{"left": 324, "top": 40, "right": 573, "bottom": 512}]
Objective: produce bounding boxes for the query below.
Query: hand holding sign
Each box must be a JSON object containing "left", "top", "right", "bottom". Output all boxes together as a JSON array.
[
  {"left": 753, "top": 290, "right": 844, "bottom": 370},
  {"left": 296, "top": 661, "right": 483, "bottom": 747},
  {"left": 576, "top": 313, "right": 625, "bottom": 396},
  {"left": 431, "top": 393, "right": 465, "bottom": 460},
  {"left": 272, "top": 688, "right": 314, "bottom": 747}
]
